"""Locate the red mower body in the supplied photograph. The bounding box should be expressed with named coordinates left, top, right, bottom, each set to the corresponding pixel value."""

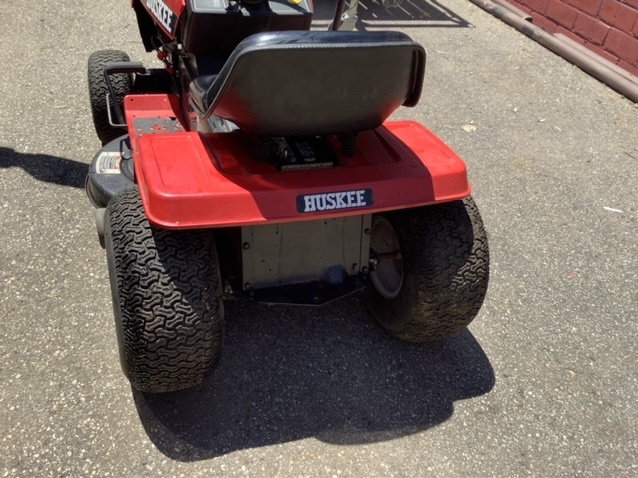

left=125, top=94, right=471, bottom=230
left=85, top=0, right=489, bottom=393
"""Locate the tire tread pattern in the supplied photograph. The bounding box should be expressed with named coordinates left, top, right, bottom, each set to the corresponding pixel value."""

left=364, top=197, right=489, bottom=342
left=105, top=188, right=224, bottom=393
left=88, top=50, right=132, bottom=145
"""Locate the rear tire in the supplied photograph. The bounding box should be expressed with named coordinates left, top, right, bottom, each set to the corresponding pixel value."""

left=88, top=50, right=132, bottom=145
left=363, top=197, right=489, bottom=342
left=105, top=188, right=224, bottom=393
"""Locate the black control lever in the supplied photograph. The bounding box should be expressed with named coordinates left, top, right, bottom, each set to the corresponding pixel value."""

left=103, top=61, right=146, bottom=126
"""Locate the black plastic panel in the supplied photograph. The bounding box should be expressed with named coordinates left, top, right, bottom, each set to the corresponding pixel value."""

left=183, top=0, right=313, bottom=58
left=86, top=136, right=136, bottom=208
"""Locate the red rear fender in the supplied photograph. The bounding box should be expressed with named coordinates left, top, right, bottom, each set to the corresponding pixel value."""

left=125, top=94, right=471, bottom=229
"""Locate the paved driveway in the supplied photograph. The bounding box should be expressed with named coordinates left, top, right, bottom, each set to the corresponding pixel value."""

left=1, top=0, right=637, bottom=475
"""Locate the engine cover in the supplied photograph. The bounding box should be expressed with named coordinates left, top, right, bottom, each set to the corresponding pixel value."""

left=183, top=0, right=313, bottom=57
left=241, top=215, right=372, bottom=294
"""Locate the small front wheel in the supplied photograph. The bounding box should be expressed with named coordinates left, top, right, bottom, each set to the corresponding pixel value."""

left=363, top=197, right=489, bottom=342
left=105, top=188, right=224, bottom=393
left=88, top=50, right=132, bottom=145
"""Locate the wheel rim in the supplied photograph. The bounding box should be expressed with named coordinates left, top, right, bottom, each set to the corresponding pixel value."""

left=370, top=216, right=403, bottom=299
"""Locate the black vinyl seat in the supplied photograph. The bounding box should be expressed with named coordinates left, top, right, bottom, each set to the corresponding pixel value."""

left=189, top=30, right=426, bottom=137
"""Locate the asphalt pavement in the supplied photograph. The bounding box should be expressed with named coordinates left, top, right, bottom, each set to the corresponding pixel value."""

left=1, top=0, right=637, bottom=475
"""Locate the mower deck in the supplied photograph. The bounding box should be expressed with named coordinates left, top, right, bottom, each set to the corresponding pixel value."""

left=126, top=94, right=471, bottom=229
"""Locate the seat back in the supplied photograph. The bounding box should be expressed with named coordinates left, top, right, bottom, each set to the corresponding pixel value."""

left=191, top=31, right=426, bottom=137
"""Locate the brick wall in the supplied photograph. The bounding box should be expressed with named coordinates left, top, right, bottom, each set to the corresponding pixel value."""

left=506, top=0, right=638, bottom=77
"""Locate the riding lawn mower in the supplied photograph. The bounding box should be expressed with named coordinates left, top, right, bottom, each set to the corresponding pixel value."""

left=85, top=0, right=490, bottom=393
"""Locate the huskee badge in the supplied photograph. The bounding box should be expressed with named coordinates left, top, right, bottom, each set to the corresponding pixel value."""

left=297, top=189, right=374, bottom=213
left=145, top=0, right=178, bottom=34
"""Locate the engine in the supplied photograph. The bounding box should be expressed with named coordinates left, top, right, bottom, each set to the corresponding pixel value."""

left=134, top=0, right=313, bottom=60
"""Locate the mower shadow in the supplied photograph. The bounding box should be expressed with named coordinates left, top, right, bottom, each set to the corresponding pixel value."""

left=312, top=0, right=472, bottom=29
left=134, top=294, right=494, bottom=461
left=0, top=147, right=86, bottom=189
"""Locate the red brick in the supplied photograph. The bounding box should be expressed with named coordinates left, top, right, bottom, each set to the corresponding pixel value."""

left=533, top=13, right=560, bottom=32
left=566, top=0, right=603, bottom=15
left=604, top=28, right=638, bottom=63
left=583, top=41, right=622, bottom=63
left=634, top=16, right=638, bottom=35
left=599, top=0, right=638, bottom=30
left=574, top=13, right=611, bottom=44
left=547, top=0, right=579, bottom=28
left=507, top=0, right=534, bottom=14
left=513, top=0, right=550, bottom=14
left=618, top=59, right=638, bottom=76
left=618, top=0, right=638, bottom=10
left=557, top=25, right=587, bottom=44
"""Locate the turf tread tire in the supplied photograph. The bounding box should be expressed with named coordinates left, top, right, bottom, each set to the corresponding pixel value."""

left=105, top=188, right=224, bottom=393
left=88, top=50, right=132, bottom=145
left=364, top=197, right=489, bottom=342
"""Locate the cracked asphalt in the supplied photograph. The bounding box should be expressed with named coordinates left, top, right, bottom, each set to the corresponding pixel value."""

left=1, top=0, right=637, bottom=476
